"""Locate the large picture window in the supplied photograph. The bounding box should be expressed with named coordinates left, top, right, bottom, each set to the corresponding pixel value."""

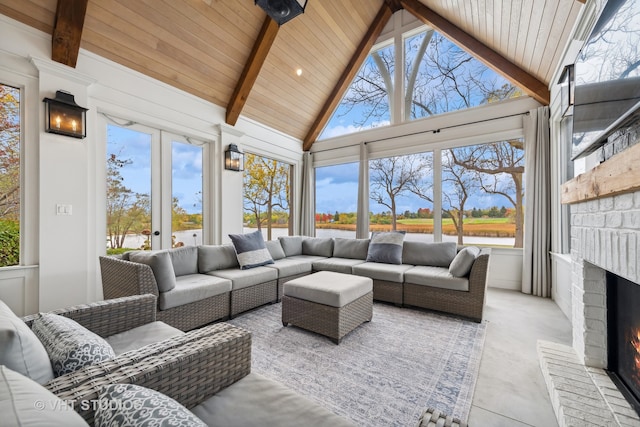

left=0, top=83, right=20, bottom=267
left=314, top=162, right=359, bottom=239
left=243, top=153, right=291, bottom=241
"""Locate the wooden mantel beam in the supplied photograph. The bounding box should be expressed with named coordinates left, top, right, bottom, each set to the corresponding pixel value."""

left=51, top=0, right=88, bottom=67
left=400, top=0, right=550, bottom=106
left=226, top=17, right=279, bottom=126
left=303, top=3, right=394, bottom=151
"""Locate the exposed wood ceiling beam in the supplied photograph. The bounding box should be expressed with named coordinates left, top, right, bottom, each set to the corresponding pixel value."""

left=51, top=0, right=88, bottom=67
left=303, top=4, right=394, bottom=151
left=226, top=17, right=279, bottom=126
left=400, top=0, right=550, bottom=105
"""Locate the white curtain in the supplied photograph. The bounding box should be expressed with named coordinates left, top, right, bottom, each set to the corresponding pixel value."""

left=522, top=106, right=551, bottom=297
left=299, top=151, right=315, bottom=237
left=356, top=142, right=370, bottom=239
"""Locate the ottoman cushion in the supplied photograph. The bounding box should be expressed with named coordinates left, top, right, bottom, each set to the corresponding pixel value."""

left=283, top=271, right=372, bottom=308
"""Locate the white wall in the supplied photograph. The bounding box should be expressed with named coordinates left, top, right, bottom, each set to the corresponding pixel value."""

left=0, top=15, right=302, bottom=314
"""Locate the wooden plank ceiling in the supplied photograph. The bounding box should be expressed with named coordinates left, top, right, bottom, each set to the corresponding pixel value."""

left=0, top=0, right=582, bottom=146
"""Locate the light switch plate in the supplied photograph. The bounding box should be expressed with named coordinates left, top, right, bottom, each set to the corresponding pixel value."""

left=56, top=204, right=72, bottom=215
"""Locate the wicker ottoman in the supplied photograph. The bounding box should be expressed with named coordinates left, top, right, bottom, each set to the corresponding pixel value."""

left=282, top=271, right=373, bottom=344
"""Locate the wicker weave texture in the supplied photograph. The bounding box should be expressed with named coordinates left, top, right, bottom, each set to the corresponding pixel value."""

left=282, top=292, right=373, bottom=344
left=99, top=256, right=159, bottom=299
left=277, top=272, right=311, bottom=301
left=157, top=292, right=230, bottom=331
left=373, top=279, right=403, bottom=305
left=22, top=294, right=157, bottom=338
left=231, top=280, right=278, bottom=317
left=53, top=324, right=252, bottom=424
left=417, top=407, right=468, bottom=427
left=403, top=254, right=489, bottom=322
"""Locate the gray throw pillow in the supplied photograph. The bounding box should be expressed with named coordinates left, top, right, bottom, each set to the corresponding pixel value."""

left=0, top=300, right=54, bottom=385
left=31, top=313, right=116, bottom=377
left=449, top=246, right=481, bottom=277
left=278, top=236, right=305, bottom=257
left=0, top=365, right=88, bottom=426
left=265, top=240, right=286, bottom=260
left=366, top=232, right=406, bottom=265
left=333, top=238, right=370, bottom=260
left=95, top=384, right=207, bottom=427
left=169, top=246, right=198, bottom=277
left=402, top=241, right=457, bottom=267
left=130, top=251, right=177, bottom=292
left=229, top=230, right=274, bottom=270
left=302, top=238, right=334, bottom=257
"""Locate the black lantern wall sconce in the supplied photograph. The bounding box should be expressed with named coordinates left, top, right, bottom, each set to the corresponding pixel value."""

left=255, top=0, right=307, bottom=26
left=43, top=90, right=88, bottom=139
left=225, top=144, right=244, bottom=172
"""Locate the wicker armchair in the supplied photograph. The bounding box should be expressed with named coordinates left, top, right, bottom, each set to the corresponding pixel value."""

left=19, top=294, right=251, bottom=424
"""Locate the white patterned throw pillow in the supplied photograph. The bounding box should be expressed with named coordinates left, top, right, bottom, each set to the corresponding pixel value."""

left=31, top=313, right=116, bottom=377
left=95, top=384, right=207, bottom=427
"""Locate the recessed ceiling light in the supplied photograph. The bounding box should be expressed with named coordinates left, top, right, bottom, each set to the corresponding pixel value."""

left=296, top=68, right=303, bottom=77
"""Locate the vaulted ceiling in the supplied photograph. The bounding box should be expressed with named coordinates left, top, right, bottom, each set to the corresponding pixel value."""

left=0, top=0, right=583, bottom=148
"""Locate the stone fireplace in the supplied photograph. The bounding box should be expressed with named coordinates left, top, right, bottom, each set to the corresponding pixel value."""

left=541, top=126, right=640, bottom=425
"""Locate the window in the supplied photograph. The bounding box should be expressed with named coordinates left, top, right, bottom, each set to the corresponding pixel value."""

left=320, top=25, right=522, bottom=140
left=243, top=153, right=291, bottom=241
left=0, top=83, right=20, bottom=267
left=314, top=162, right=359, bottom=239
left=444, top=140, right=525, bottom=248
left=369, top=153, right=434, bottom=241
left=105, top=121, right=205, bottom=254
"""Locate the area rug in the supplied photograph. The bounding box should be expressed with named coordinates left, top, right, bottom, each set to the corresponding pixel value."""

left=229, top=302, right=486, bottom=426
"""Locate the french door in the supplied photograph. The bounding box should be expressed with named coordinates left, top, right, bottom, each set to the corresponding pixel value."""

left=105, top=120, right=205, bottom=251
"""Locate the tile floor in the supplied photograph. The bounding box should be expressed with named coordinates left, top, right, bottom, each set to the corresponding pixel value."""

left=468, top=288, right=572, bottom=426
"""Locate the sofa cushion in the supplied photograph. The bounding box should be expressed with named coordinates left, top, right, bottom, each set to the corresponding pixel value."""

left=105, top=321, right=184, bottom=355
left=0, top=300, right=54, bottom=385
left=198, top=244, right=239, bottom=272
left=449, top=246, right=480, bottom=277
left=302, top=237, right=334, bottom=257
left=229, top=230, right=274, bottom=270
left=278, top=236, right=305, bottom=257
left=333, top=238, right=370, bottom=260
left=0, top=365, right=88, bottom=426
left=191, top=372, right=356, bottom=427
left=265, top=240, right=286, bottom=260
left=32, top=313, right=116, bottom=377
left=366, top=231, right=406, bottom=264
left=95, top=384, right=207, bottom=427
left=404, top=266, right=470, bottom=291
left=265, top=258, right=313, bottom=278
left=169, top=245, right=199, bottom=276
left=159, top=274, right=232, bottom=310
left=352, top=262, right=413, bottom=283
left=402, top=241, right=457, bottom=267
left=130, top=251, right=176, bottom=292
left=208, top=266, right=278, bottom=290
left=312, top=257, right=366, bottom=274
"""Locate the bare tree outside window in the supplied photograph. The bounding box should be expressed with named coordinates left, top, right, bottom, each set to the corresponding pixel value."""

left=243, top=153, right=291, bottom=241
left=0, top=83, right=20, bottom=266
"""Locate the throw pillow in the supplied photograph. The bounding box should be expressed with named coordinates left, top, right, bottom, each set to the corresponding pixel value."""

left=366, top=231, right=406, bottom=265
left=129, top=251, right=177, bottom=292
left=94, top=384, right=207, bottom=427
left=229, top=230, right=274, bottom=270
left=0, top=300, right=54, bottom=385
left=449, top=246, right=481, bottom=277
left=0, top=365, right=87, bottom=426
left=31, top=313, right=116, bottom=377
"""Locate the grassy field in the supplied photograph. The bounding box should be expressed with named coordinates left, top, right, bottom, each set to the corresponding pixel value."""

left=316, top=217, right=515, bottom=237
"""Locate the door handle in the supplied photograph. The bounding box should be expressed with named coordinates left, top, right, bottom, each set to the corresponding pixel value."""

left=153, top=231, right=160, bottom=236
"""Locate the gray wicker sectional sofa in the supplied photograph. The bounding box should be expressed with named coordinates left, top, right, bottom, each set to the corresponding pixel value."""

left=100, top=235, right=490, bottom=330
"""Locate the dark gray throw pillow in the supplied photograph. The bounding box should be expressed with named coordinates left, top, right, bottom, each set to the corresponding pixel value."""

left=229, top=230, right=274, bottom=270
left=366, top=231, right=406, bottom=264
